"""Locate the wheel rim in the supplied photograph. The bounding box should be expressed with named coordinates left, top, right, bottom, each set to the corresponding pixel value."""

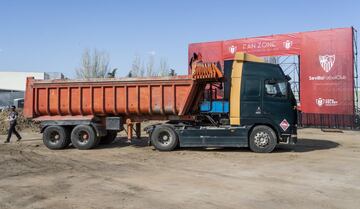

left=77, top=130, right=90, bottom=145
left=254, top=131, right=270, bottom=148
left=49, top=131, right=60, bottom=144
left=157, top=131, right=172, bottom=146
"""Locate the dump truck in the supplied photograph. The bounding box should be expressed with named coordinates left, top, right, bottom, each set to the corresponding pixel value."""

left=24, top=52, right=297, bottom=153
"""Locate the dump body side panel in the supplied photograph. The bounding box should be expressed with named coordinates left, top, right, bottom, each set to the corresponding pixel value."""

left=24, top=76, right=199, bottom=120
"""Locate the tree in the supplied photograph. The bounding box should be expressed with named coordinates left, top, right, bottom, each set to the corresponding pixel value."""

left=76, top=49, right=110, bottom=79
left=159, top=57, right=170, bottom=76
left=130, top=54, right=142, bottom=77
left=128, top=54, right=172, bottom=77
left=130, top=54, right=154, bottom=77
left=146, top=53, right=155, bottom=76
left=140, top=61, right=145, bottom=77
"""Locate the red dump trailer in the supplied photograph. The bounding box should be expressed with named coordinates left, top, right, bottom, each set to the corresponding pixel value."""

left=24, top=76, right=198, bottom=120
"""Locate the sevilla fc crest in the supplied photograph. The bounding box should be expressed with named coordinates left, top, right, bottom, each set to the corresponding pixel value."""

left=315, top=98, right=325, bottom=107
left=283, top=40, right=292, bottom=50
left=319, top=55, right=335, bottom=73
left=229, top=45, right=237, bottom=54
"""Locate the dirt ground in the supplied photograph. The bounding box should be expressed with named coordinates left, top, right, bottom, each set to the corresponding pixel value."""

left=0, top=128, right=359, bottom=209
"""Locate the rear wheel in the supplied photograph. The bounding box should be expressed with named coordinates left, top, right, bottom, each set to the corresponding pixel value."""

left=249, top=125, right=277, bottom=153
left=71, top=125, right=99, bottom=150
left=43, top=126, right=70, bottom=150
left=151, top=125, right=178, bottom=151
left=99, top=130, right=118, bottom=145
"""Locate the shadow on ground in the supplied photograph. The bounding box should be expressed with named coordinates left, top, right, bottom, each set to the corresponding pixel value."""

left=94, top=137, right=340, bottom=153
left=275, top=138, right=339, bottom=153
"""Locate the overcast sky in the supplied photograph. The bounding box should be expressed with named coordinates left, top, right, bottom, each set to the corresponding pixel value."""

left=0, top=0, right=359, bottom=78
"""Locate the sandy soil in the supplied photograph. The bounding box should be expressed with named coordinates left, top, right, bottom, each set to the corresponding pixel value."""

left=0, top=128, right=359, bottom=209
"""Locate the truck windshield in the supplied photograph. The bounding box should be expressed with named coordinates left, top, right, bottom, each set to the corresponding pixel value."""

left=265, top=81, right=287, bottom=97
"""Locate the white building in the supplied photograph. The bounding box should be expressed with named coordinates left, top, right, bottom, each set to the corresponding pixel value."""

left=0, top=71, right=64, bottom=108
left=0, top=72, right=46, bottom=91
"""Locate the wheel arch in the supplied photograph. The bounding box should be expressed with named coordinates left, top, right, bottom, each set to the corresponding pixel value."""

left=144, top=123, right=176, bottom=137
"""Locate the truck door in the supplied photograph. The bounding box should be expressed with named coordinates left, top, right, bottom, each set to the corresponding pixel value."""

left=262, top=80, right=293, bottom=131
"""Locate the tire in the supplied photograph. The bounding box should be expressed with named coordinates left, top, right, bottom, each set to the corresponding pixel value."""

left=99, top=130, right=118, bottom=145
left=151, top=125, right=178, bottom=151
left=71, top=125, right=99, bottom=150
left=249, top=125, right=277, bottom=153
left=43, top=126, right=71, bottom=150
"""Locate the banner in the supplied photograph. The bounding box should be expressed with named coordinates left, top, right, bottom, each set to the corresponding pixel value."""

left=188, top=28, right=355, bottom=116
left=299, top=28, right=354, bottom=115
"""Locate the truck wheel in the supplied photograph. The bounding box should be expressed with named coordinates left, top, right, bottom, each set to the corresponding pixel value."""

left=99, top=130, right=118, bottom=145
left=151, top=125, right=178, bottom=151
left=249, top=125, right=277, bottom=153
left=71, top=125, right=99, bottom=150
left=43, top=126, right=70, bottom=150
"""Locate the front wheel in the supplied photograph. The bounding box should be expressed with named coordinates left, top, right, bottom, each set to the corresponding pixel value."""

left=249, top=125, right=277, bottom=153
left=150, top=125, right=178, bottom=151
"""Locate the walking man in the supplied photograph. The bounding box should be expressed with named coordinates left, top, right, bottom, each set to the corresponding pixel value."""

left=4, top=106, right=22, bottom=143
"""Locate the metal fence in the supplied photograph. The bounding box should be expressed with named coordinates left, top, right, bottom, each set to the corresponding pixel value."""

left=298, top=112, right=360, bottom=129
